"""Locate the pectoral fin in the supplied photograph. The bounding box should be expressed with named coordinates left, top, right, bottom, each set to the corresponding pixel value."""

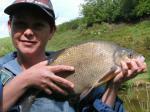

left=80, top=66, right=118, bottom=101
left=93, top=66, right=118, bottom=88
left=80, top=87, right=94, bottom=100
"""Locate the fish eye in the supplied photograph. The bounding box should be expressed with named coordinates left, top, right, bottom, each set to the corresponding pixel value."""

left=128, top=52, right=133, bottom=58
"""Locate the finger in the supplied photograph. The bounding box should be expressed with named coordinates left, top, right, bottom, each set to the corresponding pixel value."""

left=44, top=88, right=52, bottom=95
left=47, top=81, right=68, bottom=95
left=49, top=74, right=74, bottom=89
left=114, top=67, right=122, bottom=74
left=121, top=61, right=128, bottom=75
left=126, top=69, right=136, bottom=80
left=128, top=59, right=138, bottom=75
left=110, top=67, right=124, bottom=84
left=112, top=71, right=124, bottom=83
left=38, top=60, right=49, bottom=66
left=135, top=60, right=147, bottom=72
left=122, top=60, right=138, bottom=80
left=142, top=62, right=147, bottom=72
left=47, top=65, right=75, bottom=73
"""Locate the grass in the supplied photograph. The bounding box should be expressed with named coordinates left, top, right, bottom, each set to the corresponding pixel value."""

left=0, top=37, right=14, bottom=56
left=119, top=84, right=150, bottom=112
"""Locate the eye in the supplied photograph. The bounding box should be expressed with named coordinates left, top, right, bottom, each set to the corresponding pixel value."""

left=14, top=21, right=27, bottom=29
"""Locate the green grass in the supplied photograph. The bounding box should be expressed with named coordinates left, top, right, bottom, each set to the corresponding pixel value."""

left=0, top=37, right=14, bottom=56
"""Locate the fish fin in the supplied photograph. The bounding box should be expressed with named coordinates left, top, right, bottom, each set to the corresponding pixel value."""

left=80, top=66, right=118, bottom=101
left=47, top=49, right=65, bottom=64
left=93, top=66, right=118, bottom=88
left=80, top=87, right=94, bottom=101
left=80, top=81, right=106, bottom=101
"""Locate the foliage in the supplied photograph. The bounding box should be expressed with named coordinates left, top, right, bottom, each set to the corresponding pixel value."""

left=134, top=0, right=150, bottom=17
left=119, top=0, right=137, bottom=20
left=81, top=0, right=150, bottom=25
left=56, top=18, right=85, bottom=33
left=0, top=37, right=15, bottom=56
left=81, top=0, right=118, bottom=24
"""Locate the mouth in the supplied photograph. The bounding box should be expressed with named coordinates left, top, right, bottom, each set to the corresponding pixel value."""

left=21, top=40, right=37, bottom=43
left=20, top=40, right=37, bottom=46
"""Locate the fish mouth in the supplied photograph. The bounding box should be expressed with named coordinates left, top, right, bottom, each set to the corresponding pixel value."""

left=137, top=55, right=145, bottom=62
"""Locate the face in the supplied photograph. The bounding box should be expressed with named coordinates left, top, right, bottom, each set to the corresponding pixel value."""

left=8, top=9, right=55, bottom=57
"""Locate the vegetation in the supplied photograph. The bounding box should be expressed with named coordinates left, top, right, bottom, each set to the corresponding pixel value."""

left=0, top=38, right=14, bottom=56
left=81, top=0, right=150, bottom=25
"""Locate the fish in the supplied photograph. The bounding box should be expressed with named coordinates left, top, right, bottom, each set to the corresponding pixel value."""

left=21, top=40, right=144, bottom=112
left=48, top=41, right=144, bottom=97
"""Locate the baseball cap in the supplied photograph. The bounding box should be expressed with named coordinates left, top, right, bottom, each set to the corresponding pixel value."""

left=4, top=0, right=55, bottom=25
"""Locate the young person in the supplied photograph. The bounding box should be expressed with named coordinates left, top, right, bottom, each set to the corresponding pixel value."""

left=0, top=0, right=147, bottom=112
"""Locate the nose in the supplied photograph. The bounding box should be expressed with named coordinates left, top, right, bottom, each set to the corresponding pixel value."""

left=24, top=28, right=34, bottom=39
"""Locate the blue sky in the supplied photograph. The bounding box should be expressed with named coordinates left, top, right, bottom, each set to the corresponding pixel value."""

left=0, top=0, right=84, bottom=38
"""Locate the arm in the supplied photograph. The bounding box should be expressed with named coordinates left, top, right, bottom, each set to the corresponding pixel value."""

left=3, top=74, right=29, bottom=112
left=0, top=82, right=2, bottom=111
left=3, top=61, right=75, bottom=112
left=101, top=83, right=118, bottom=108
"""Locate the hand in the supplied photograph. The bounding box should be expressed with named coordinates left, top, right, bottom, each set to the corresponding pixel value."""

left=20, top=60, right=75, bottom=95
left=101, top=58, right=147, bottom=107
left=111, top=57, right=147, bottom=87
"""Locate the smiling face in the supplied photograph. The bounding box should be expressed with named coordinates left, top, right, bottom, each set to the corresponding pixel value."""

left=8, top=9, right=55, bottom=57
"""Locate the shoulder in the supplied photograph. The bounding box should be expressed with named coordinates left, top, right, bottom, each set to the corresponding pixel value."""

left=0, top=52, right=17, bottom=67
left=0, top=52, right=17, bottom=86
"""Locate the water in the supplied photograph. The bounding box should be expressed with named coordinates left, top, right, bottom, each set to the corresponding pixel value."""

left=119, top=84, right=150, bottom=112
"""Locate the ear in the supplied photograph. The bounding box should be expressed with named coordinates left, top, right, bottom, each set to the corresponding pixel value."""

left=48, top=27, right=56, bottom=40
left=8, top=20, right=12, bottom=33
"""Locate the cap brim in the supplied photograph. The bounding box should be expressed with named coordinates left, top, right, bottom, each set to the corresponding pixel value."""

left=4, top=2, right=54, bottom=20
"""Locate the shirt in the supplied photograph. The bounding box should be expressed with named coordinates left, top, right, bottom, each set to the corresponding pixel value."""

left=0, top=82, right=2, bottom=112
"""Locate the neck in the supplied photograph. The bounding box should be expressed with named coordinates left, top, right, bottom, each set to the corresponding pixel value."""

left=17, top=52, right=47, bottom=70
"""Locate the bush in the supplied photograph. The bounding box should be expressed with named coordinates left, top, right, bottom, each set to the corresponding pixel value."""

left=134, top=0, right=150, bottom=17
left=119, top=0, right=137, bottom=21
left=81, top=0, right=150, bottom=25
